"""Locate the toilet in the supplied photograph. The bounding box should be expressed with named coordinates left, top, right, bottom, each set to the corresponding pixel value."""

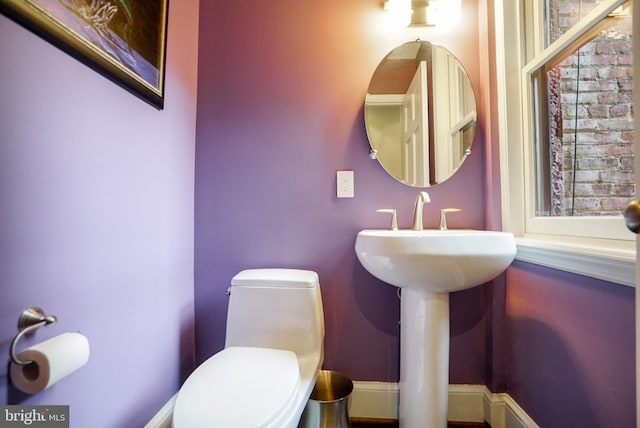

left=172, top=268, right=325, bottom=428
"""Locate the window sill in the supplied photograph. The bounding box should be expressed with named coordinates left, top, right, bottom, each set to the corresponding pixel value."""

left=515, top=234, right=636, bottom=287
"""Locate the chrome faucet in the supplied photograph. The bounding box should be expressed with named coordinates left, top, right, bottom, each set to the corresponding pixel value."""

left=412, top=191, right=431, bottom=230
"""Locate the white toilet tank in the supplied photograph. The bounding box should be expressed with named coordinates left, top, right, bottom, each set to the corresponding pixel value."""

left=225, top=268, right=325, bottom=356
left=172, top=269, right=325, bottom=428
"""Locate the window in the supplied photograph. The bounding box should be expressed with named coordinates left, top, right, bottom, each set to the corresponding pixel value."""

left=495, top=0, right=635, bottom=285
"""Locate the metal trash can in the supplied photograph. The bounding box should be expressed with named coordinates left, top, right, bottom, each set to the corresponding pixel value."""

left=299, top=370, right=353, bottom=428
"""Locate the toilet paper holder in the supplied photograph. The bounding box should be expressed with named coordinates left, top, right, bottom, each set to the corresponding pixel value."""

left=10, top=307, right=57, bottom=366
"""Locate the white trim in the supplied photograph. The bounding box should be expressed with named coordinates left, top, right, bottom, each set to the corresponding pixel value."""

left=519, top=0, right=633, bottom=244
left=526, top=217, right=633, bottom=242
left=348, top=381, right=399, bottom=420
left=496, top=0, right=637, bottom=285
left=365, top=93, right=404, bottom=105
left=495, top=0, right=526, bottom=237
left=522, top=0, right=629, bottom=74
left=448, top=384, right=487, bottom=422
left=348, top=383, right=540, bottom=428
left=486, top=391, right=541, bottom=428
left=516, top=236, right=636, bottom=287
left=448, top=384, right=540, bottom=428
left=144, top=393, right=176, bottom=428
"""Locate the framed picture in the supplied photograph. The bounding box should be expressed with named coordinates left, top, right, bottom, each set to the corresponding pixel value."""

left=0, top=0, right=169, bottom=109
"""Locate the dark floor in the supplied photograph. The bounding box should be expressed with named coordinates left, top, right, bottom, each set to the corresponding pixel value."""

left=351, top=419, right=489, bottom=428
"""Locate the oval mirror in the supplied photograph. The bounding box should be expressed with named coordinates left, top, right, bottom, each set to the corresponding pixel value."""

left=365, top=41, right=477, bottom=187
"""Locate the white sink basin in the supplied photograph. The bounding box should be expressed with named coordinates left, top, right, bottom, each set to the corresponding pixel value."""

left=355, top=229, right=516, bottom=293
left=355, top=228, right=516, bottom=428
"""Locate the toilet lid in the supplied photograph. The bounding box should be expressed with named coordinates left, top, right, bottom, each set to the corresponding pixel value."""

left=173, top=347, right=300, bottom=428
left=231, top=268, right=319, bottom=288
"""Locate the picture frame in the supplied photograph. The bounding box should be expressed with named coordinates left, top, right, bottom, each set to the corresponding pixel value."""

left=0, top=0, right=169, bottom=109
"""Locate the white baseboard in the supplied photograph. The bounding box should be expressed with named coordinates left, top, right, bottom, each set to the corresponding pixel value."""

left=448, top=384, right=487, bottom=423
left=348, top=381, right=400, bottom=420
left=486, top=390, right=541, bottom=428
left=146, top=383, right=539, bottom=428
left=349, top=382, right=539, bottom=428
left=144, top=393, right=176, bottom=428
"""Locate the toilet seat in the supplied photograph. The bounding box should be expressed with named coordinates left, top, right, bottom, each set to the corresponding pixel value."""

left=172, top=346, right=300, bottom=428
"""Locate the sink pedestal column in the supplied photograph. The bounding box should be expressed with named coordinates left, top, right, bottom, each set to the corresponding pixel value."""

left=400, top=288, right=449, bottom=428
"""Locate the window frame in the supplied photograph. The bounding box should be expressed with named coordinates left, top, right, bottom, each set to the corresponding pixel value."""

left=495, top=0, right=636, bottom=286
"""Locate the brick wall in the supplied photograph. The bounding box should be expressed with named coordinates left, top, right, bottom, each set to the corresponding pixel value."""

left=548, top=0, right=634, bottom=216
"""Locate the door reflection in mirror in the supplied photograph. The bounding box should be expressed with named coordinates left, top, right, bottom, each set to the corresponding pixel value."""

left=365, top=40, right=476, bottom=187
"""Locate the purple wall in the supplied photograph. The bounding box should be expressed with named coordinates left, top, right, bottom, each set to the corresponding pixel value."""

left=506, top=262, right=635, bottom=427
left=194, top=0, right=486, bottom=382
left=0, top=1, right=199, bottom=426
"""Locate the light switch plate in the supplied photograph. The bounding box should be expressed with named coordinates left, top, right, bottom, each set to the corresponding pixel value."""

left=337, top=170, right=354, bottom=198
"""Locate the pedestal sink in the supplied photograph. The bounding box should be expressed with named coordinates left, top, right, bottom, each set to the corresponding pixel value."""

left=355, top=229, right=517, bottom=428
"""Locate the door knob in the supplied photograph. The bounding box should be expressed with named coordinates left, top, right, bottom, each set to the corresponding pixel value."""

left=623, top=200, right=640, bottom=234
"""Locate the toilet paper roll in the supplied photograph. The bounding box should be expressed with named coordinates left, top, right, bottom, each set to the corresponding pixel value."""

left=10, top=332, right=90, bottom=394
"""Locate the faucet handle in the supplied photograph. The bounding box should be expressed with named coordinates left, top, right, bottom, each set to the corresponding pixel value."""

left=439, top=208, right=461, bottom=231
left=376, top=209, right=398, bottom=231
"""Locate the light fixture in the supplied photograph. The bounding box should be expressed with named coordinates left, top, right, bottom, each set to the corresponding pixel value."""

left=409, top=0, right=435, bottom=26
left=384, top=0, right=460, bottom=27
